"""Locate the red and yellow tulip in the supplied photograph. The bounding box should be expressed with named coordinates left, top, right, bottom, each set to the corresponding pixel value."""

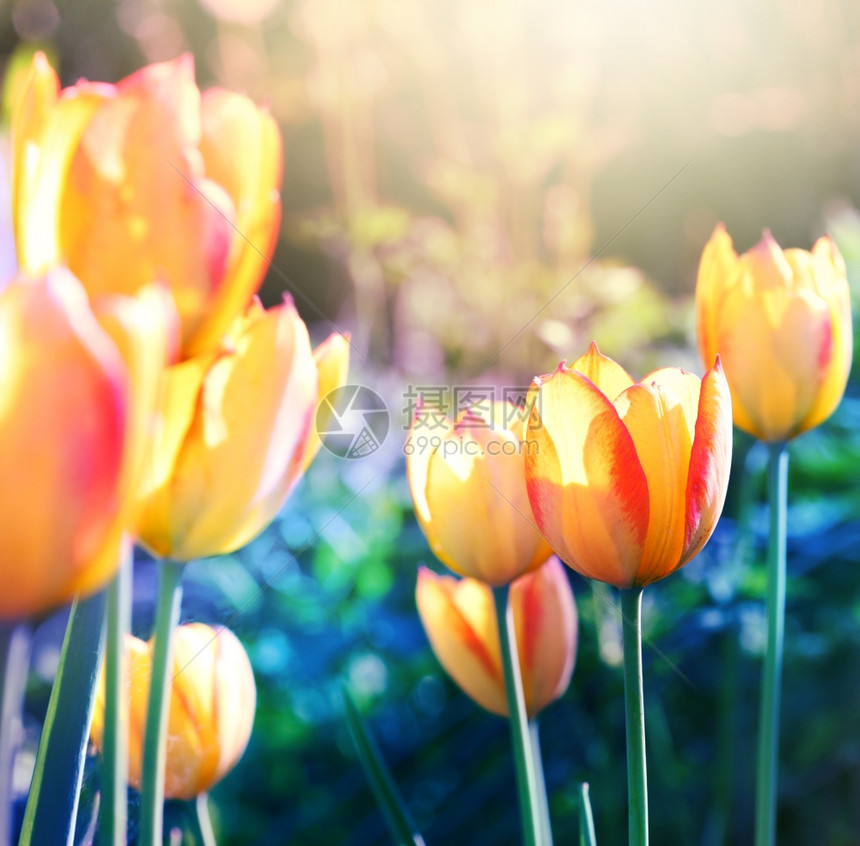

left=696, top=225, right=852, bottom=442
left=525, top=344, right=732, bottom=589
left=12, top=52, right=282, bottom=358
left=407, top=402, right=552, bottom=586
left=0, top=269, right=171, bottom=618
left=137, top=295, right=348, bottom=561
left=91, top=623, right=256, bottom=799
left=416, top=556, right=576, bottom=717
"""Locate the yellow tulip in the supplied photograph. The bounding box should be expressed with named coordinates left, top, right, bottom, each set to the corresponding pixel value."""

left=300, top=331, right=352, bottom=472
left=407, top=402, right=552, bottom=586
left=416, top=556, right=577, bottom=717
left=137, top=296, right=343, bottom=561
left=12, top=52, right=282, bottom=358
left=0, top=269, right=171, bottom=618
left=524, top=343, right=732, bottom=589
left=91, top=623, right=256, bottom=799
left=696, top=225, right=852, bottom=441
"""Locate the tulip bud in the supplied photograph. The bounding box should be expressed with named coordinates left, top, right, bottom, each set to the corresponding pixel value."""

left=525, top=343, right=732, bottom=588
left=407, top=402, right=552, bottom=586
left=12, top=53, right=282, bottom=358
left=91, top=624, right=256, bottom=799
left=696, top=225, right=852, bottom=441
left=416, top=557, right=577, bottom=717
left=137, top=295, right=327, bottom=561
left=0, top=269, right=171, bottom=619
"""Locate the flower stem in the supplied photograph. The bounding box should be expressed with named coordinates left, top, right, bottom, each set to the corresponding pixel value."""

left=100, top=540, right=132, bottom=846
left=578, top=782, right=597, bottom=846
left=0, top=622, right=31, bottom=846
left=184, top=794, right=217, bottom=846
left=621, top=586, right=648, bottom=846
left=492, top=584, right=544, bottom=846
left=754, top=442, right=788, bottom=846
left=528, top=718, right=553, bottom=846
left=139, top=560, right=184, bottom=846
left=19, top=592, right=106, bottom=846
left=341, top=686, right=425, bottom=845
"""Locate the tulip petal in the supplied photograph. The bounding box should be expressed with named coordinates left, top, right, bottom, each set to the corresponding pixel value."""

left=695, top=224, right=738, bottom=368
left=191, top=89, right=283, bottom=355
left=681, top=360, right=733, bottom=567
left=210, top=626, right=256, bottom=784
left=406, top=408, right=455, bottom=528
left=12, top=55, right=108, bottom=275
left=719, top=279, right=833, bottom=440
left=0, top=271, right=128, bottom=618
left=614, top=379, right=695, bottom=585
left=423, top=422, right=549, bottom=584
left=58, top=56, right=237, bottom=354
left=91, top=634, right=151, bottom=787
left=64, top=284, right=177, bottom=599
left=796, top=239, right=853, bottom=434
left=569, top=341, right=635, bottom=400
left=168, top=624, right=221, bottom=798
left=300, top=332, right=351, bottom=473
left=525, top=367, right=649, bottom=589
left=136, top=351, right=214, bottom=557
left=512, top=557, right=576, bottom=716
left=742, top=230, right=793, bottom=291
left=415, top=568, right=506, bottom=716
left=161, top=297, right=318, bottom=559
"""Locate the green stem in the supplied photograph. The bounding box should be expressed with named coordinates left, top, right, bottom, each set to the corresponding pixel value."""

left=185, top=793, right=217, bottom=846
left=578, top=782, right=597, bottom=846
left=754, top=442, right=788, bottom=846
left=0, top=622, right=31, bottom=846
left=341, top=686, right=425, bottom=846
left=139, top=560, right=184, bottom=846
left=621, top=586, right=648, bottom=846
left=528, top=719, right=553, bottom=846
left=19, top=592, right=106, bottom=846
left=492, top=584, right=544, bottom=846
left=100, top=541, right=132, bottom=846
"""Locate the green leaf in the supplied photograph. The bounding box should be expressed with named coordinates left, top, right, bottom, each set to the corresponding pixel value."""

left=19, top=592, right=106, bottom=846
left=341, top=686, right=425, bottom=846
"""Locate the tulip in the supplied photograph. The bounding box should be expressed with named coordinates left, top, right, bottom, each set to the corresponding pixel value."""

left=12, top=52, right=282, bottom=357
left=407, top=402, right=552, bottom=586
left=696, top=225, right=852, bottom=442
left=300, top=331, right=352, bottom=472
left=416, top=557, right=576, bottom=717
left=0, top=269, right=170, bottom=619
left=137, top=295, right=344, bottom=561
left=524, top=343, right=732, bottom=589
left=91, top=624, right=256, bottom=799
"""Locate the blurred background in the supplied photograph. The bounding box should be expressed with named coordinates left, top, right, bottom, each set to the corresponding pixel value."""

left=4, top=0, right=860, bottom=843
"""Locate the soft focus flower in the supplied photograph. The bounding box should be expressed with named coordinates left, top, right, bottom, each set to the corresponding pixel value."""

left=416, top=557, right=576, bottom=717
left=137, top=296, right=344, bottom=561
left=407, top=402, right=552, bottom=586
left=300, top=331, right=351, bottom=472
left=696, top=225, right=852, bottom=441
left=91, top=623, right=256, bottom=799
left=12, top=52, right=282, bottom=357
left=525, top=343, right=732, bottom=589
left=0, top=269, right=171, bottom=618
